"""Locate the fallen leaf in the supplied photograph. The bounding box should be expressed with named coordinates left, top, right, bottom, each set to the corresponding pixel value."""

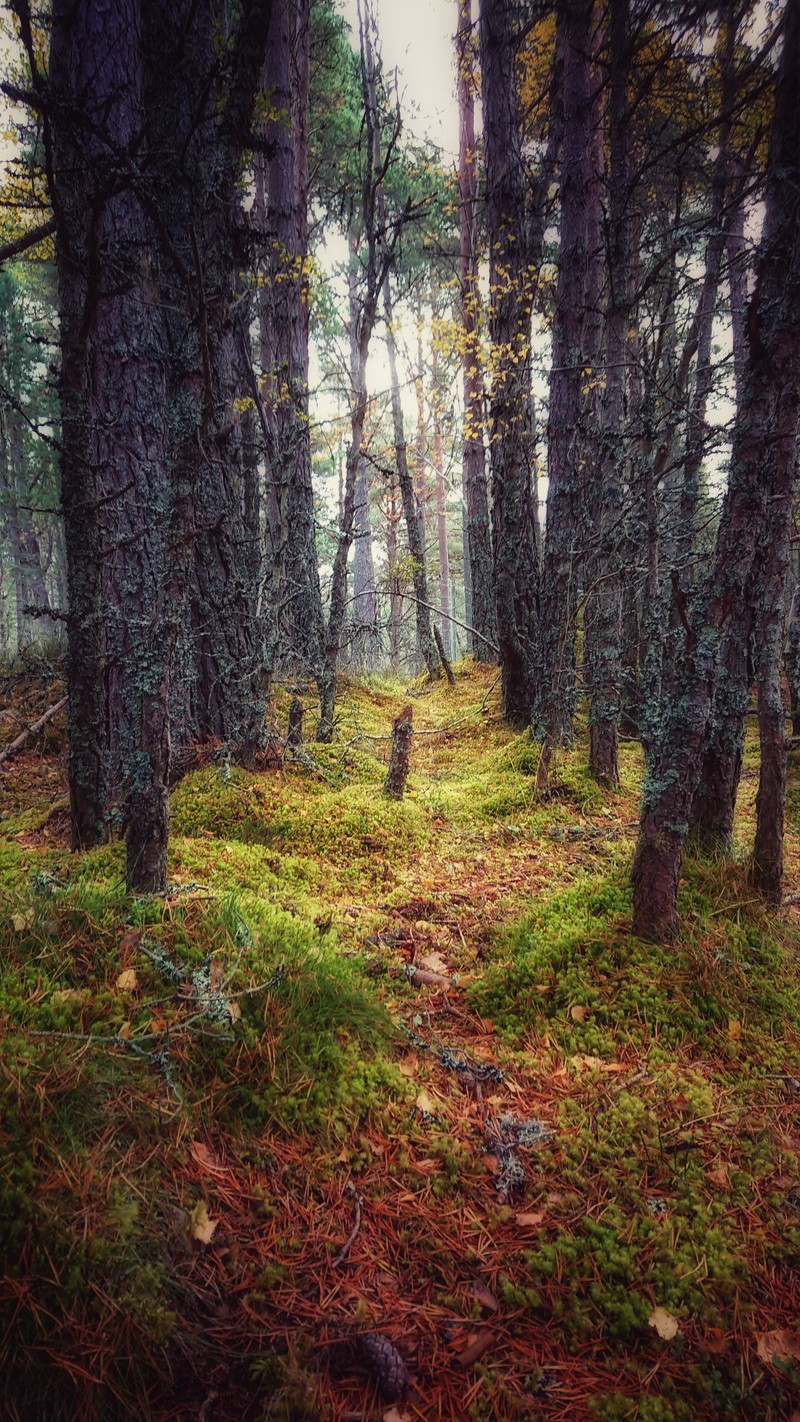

left=455, top=1329, right=495, bottom=1369
left=115, top=968, right=139, bottom=992
left=118, top=928, right=143, bottom=968
left=117, top=1021, right=132, bottom=1041
left=727, top=1017, right=742, bottom=1040
left=416, top=1088, right=436, bottom=1114
left=648, top=1306, right=680, bottom=1341
left=418, top=950, right=449, bottom=975
left=226, top=999, right=242, bottom=1022
left=383, top=1410, right=412, bottom=1422
left=515, top=1210, right=545, bottom=1227
left=190, top=1201, right=219, bottom=1245
left=570, top=1054, right=605, bottom=1071
left=12, top=910, right=35, bottom=932
left=707, top=1167, right=729, bottom=1189
left=149, top=1012, right=167, bottom=1033
left=472, top=1282, right=499, bottom=1312
left=52, top=987, right=83, bottom=1004
left=190, top=1140, right=223, bottom=1173
left=570, top=1004, right=587, bottom=1022
left=703, top=1327, right=728, bottom=1356
left=756, top=1328, right=800, bottom=1364
left=398, top=1054, right=419, bottom=1078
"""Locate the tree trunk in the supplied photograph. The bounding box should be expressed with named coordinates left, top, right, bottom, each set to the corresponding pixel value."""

left=480, top=0, right=539, bottom=724
left=786, top=581, right=800, bottom=736
left=457, top=0, right=495, bottom=661
left=752, top=445, right=796, bottom=900
left=51, top=0, right=175, bottom=887
left=383, top=276, right=439, bottom=679
left=587, top=0, right=630, bottom=786
left=535, top=0, right=593, bottom=771
left=632, top=0, right=800, bottom=939
left=259, top=0, right=324, bottom=685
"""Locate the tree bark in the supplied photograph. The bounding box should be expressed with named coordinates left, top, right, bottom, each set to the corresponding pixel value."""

left=631, top=0, right=800, bottom=939
left=535, top=0, right=593, bottom=772
left=480, top=0, right=539, bottom=724
left=456, top=0, right=495, bottom=661
left=259, top=0, right=324, bottom=685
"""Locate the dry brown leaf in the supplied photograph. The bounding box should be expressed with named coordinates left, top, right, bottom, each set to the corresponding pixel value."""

left=117, top=1021, right=132, bottom=1041
left=570, top=1004, right=587, bottom=1022
left=648, top=1306, right=680, bottom=1340
left=226, top=999, right=242, bottom=1022
left=190, top=1140, right=223, bottom=1174
left=190, top=1201, right=219, bottom=1245
left=415, top=1087, right=436, bottom=1114
left=455, top=1329, right=495, bottom=1369
left=12, top=910, right=34, bottom=932
left=149, top=1012, right=167, bottom=1033
left=756, top=1328, right=800, bottom=1364
left=570, top=1053, right=604, bottom=1071
left=727, top=1017, right=742, bottom=1040
left=118, top=928, right=143, bottom=968
left=703, top=1327, right=728, bottom=1356
left=115, top=968, right=139, bottom=992
left=383, top=1410, right=412, bottom=1422
left=515, top=1210, right=545, bottom=1227
left=398, top=1054, right=419, bottom=1078
left=472, top=1282, right=499, bottom=1312
left=418, top=950, right=449, bottom=974
left=707, top=1167, right=729, bottom=1189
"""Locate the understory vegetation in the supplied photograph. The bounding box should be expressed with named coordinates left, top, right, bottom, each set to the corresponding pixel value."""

left=1, top=660, right=799, bottom=1421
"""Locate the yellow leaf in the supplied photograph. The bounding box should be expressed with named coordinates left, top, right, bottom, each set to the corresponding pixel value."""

left=570, top=1004, right=587, bottom=1022
left=117, top=1021, right=132, bottom=1040
left=648, top=1306, right=680, bottom=1340
left=190, top=1201, right=219, bottom=1245
left=727, top=1018, right=742, bottom=1039
left=570, top=1054, right=604, bottom=1071
left=12, top=910, right=34, bottom=932
left=115, top=968, right=139, bottom=992
left=416, top=1088, right=436, bottom=1114
left=226, top=999, right=242, bottom=1022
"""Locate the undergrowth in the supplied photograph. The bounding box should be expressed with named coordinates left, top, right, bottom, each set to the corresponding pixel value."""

left=0, top=661, right=798, bottom=1421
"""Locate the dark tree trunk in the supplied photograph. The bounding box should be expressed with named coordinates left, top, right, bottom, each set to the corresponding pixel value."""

left=259, top=0, right=324, bottom=685
left=51, top=0, right=175, bottom=886
left=752, top=444, right=796, bottom=900
left=587, top=0, right=631, bottom=786
left=786, top=581, right=800, bottom=736
left=457, top=0, right=495, bottom=661
left=632, top=0, right=800, bottom=939
left=480, top=0, right=539, bottom=724
left=535, top=0, right=593, bottom=773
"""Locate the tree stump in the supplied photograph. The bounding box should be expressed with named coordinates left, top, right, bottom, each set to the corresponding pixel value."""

left=384, top=704, right=413, bottom=800
left=287, top=696, right=304, bottom=749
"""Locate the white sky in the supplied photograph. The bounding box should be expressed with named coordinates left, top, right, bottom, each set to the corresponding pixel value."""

left=337, top=0, right=462, bottom=158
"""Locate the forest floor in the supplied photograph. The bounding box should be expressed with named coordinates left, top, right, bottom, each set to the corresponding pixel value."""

left=1, top=659, right=799, bottom=1422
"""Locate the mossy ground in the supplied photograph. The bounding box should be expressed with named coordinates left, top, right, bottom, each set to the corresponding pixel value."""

left=0, top=662, right=798, bottom=1421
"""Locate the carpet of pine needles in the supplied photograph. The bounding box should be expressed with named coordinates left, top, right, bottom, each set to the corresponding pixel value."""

left=1, top=657, right=799, bottom=1422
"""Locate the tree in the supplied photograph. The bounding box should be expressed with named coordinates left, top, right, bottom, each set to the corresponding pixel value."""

left=480, top=0, right=540, bottom=724
left=631, top=0, right=800, bottom=939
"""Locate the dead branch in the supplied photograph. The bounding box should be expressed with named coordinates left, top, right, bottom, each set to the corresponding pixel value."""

left=0, top=695, right=67, bottom=767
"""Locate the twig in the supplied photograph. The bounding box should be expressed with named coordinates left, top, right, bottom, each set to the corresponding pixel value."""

left=332, top=1181, right=363, bottom=1268
left=0, top=696, right=67, bottom=766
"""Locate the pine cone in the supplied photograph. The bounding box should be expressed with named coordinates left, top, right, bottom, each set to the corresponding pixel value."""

left=358, top=1332, right=409, bottom=1401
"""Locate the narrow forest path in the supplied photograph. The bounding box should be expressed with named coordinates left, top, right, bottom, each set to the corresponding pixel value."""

left=1, top=662, right=799, bottom=1422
